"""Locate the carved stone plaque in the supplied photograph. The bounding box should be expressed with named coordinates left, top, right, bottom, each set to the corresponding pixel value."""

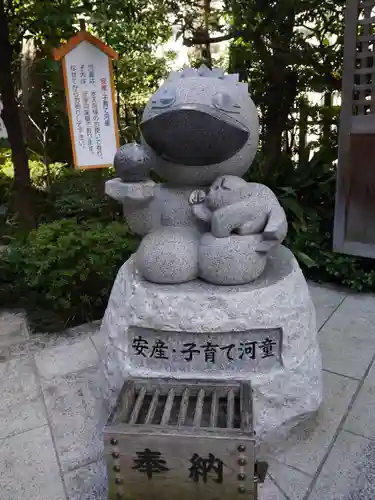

left=128, top=326, right=283, bottom=375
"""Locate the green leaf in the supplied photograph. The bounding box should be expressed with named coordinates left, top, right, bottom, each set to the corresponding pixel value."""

left=280, top=197, right=305, bottom=222
left=295, top=251, right=317, bottom=268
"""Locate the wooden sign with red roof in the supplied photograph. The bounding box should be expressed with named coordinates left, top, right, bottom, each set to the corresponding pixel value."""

left=54, top=30, right=120, bottom=169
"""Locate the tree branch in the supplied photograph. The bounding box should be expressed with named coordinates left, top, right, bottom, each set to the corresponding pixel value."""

left=183, top=32, right=235, bottom=47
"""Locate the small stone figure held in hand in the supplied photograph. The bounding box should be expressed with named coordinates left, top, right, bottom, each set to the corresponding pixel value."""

left=114, top=142, right=152, bottom=182
left=105, top=65, right=287, bottom=285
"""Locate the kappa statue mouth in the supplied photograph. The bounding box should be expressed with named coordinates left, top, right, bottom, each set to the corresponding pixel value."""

left=140, top=104, right=249, bottom=166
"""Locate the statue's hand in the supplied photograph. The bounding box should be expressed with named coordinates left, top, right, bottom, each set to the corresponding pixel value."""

left=192, top=203, right=212, bottom=224
left=255, top=227, right=282, bottom=253
left=255, top=233, right=279, bottom=253
left=211, top=200, right=267, bottom=238
left=189, top=189, right=212, bottom=224
left=235, top=212, right=268, bottom=235
left=255, top=186, right=288, bottom=253
left=105, top=178, right=155, bottom=205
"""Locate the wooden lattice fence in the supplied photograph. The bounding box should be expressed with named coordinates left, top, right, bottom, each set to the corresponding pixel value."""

left=334, top=0, right=375, bottom=257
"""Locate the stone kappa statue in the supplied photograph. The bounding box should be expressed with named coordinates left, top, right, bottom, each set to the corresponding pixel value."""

left=106, top=65, right=288, bottom=285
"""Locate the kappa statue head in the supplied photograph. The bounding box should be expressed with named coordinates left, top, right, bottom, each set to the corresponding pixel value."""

left=140, top=65, right=259, bottom=186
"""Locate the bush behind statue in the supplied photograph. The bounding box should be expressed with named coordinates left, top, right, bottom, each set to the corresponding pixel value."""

left=0, top=218, right=139, bottom=332
left=248, top=146, right=375, bottom=291
left=0, top=153, right=121, bottom=230
left=45, top=168, right=121, bottom=222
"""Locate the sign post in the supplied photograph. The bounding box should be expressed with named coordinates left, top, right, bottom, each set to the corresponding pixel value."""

left=53, top=31, right=119, bottom=169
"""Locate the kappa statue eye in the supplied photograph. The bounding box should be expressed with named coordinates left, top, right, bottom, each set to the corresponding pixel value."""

left=151, top=87, right=176, bottom=109
left=212, top=92, right=241, bottom=113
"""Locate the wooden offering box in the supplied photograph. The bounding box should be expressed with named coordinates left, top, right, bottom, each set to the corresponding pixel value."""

left=104, top=378, right=265, bottom=500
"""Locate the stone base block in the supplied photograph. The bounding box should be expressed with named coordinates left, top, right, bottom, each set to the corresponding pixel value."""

left=100, top=246, right=322, bottom=443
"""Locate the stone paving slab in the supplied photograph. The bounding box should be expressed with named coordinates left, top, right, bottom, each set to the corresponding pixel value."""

left=63, top=459, right=107, bottom=500
left=308, top=430, right=375, bottom=500
left=31, top=321, right=101, bottom=354
left=35, top=337, right=99, bottom=380
left=0, top=358, right=41, bottom=412
left=262, top=370, right=359, bottom=476
left=0, top=425, right=66, bottom=500
left=259, top=475, right=288, bottom=499
left=0, top=357, right=41, bottom=410
left=0, top=310, right=29, bottom=348
left=42, top=364, right=111, bottom=473
left=0, top=320, right=101, bottom=364
left=344, top=361, right=375, bottom=440
left=267, top=459, right=313, bottom=500
left=308, top=283, right=347, bottom=331
left=318, top=294, right=375, bottom=380
left=0, top=397, right=46, bottom=441
left=0, top=357, right=48, bottom=442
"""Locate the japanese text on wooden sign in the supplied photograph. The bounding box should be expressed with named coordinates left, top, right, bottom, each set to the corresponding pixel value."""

left=54, top=32, right=119, bottom=169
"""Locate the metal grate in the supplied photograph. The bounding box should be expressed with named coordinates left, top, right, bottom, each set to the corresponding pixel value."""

left=109, top=379, right=251, bottom=431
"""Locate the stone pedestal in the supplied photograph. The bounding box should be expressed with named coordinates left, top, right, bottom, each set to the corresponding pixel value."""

left=100, top=246, right=322, bottom=443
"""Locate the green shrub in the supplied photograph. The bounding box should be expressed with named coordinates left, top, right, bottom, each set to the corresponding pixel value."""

left=0, top=150, right=66, bottom=189
left=29, top=159, right=67, bottom=190
left=45, top=168, right=121, bottom=222
left=1, top=218, right=139, bottom=332
left=0, top=152, right=121, bottom=229
left=0, top=152, right=62, bottom=238
left=247, top=145, right=375, bottom=291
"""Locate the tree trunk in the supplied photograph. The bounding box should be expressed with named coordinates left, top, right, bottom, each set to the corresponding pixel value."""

left=322, top=91, right=332, bottom=146
left=228, top=1, right=298, bottom=177
left=202, top=0, right=212, bottom=68
left=299, top=99, right=309, bottom=164
left=114, top=61, right=123, bottom=143
left=0, top=0, right=35, bottom=229
left=262, top=71, right=298, bottom=175
left=21, top=36, right=44, bottom=154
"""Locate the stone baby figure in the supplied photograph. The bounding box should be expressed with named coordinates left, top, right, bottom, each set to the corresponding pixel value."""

left=189, top=175, right=286, bottom=283
left=105, top=65, right=287, bottom=285
left=190, top=175, right=271, bottom=237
